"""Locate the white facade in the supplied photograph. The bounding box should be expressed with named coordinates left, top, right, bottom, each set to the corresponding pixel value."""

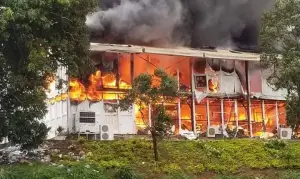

left=42, top=57, right=287, bottom=139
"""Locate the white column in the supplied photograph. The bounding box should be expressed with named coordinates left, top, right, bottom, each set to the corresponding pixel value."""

left=206, top=99, right=210, bottom=127
left=148, top=104, right=152, bottom=127
left=177, top=66, right=182, bottom=133
left=221, top=99, right=225, bottom=128
left=234, top=99, right=238, bottom=129
left=190, top=59, right=196, bottom=132
left=275, top=101, right=279, bottom=129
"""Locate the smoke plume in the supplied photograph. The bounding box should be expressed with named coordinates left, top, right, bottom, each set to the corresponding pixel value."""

left=87, top=0, right=274, bottom=50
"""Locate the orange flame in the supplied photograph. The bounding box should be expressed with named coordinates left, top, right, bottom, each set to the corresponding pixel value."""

left=87, top=71, right=102, bottom=101
left=208, top=79, right=219, bottom=93
left=69, top=70, right=131, bottom=102
left=69, top=78, right=86, bottom=102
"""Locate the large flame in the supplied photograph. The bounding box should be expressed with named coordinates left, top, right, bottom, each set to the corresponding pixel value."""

left=69, top=78, right=86, bottom=102
left=69, top=70, right=131, bottom=102
left=87, top=71, right=102, bottom=101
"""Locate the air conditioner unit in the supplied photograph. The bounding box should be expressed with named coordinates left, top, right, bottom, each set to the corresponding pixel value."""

left=279, top=128, right=292, bottom=140
left=100, top=124, right=114, bottom=141
left=77, top=111, right=98, bottom=133
left=207, top=126, right=222, bottom=138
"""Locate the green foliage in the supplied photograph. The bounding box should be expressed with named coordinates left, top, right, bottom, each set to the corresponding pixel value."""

left=264, top=139, right=287, bottom=150
left=4, top=140, right=300, bottom=178
left=114, top=167, right=141, bottom=179
left=280, top=170, right=300, bottom=179
left=119, top=69, right=180, bottom=161
left=77, top=136, right=87, bottom=144
left=154, top=105, right=173, bottom=138
left=260, top=0, right=300, bottom=126
left=0, top=0, right=97, bottom=149
left=54, top=139, right=300, bottom=177
left=0, top=164, right=108, bottom=179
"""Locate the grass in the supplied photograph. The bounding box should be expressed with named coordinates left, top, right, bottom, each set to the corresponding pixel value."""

left=3, top=139, right=300, bottom=178
left=73, top=139, right=300, bottom=174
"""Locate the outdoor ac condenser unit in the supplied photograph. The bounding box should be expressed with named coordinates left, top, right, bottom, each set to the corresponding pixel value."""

left=279, top=128, right=292, bottom=140
left=207, top=126, right=222, bottom=138
left=100, top=124, right=114, bottom=141
left=77, top=111, right=98, bottom=133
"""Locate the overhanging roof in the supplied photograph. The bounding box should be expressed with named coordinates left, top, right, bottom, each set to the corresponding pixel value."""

left=90, top=43, right=261, bottom=61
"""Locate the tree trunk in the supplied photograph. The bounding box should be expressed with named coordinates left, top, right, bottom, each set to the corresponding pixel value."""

left=151, top=130, right=159, bottom=161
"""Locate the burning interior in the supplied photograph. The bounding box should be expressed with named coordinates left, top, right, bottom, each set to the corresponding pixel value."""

left=45, top=44, right=286, bottom=138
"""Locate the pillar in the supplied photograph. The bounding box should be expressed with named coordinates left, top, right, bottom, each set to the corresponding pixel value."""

left=130, top=53, right=134, bottom=84
left=245, top=61, right=253, bottom=137
left=206, top=99, right=210, bottom=127
left=221, top=99, right=225, bottom=128
left=177, top=66, right=182, bottom=133
left=234, top=99, right=238, bottom=129
left=275, top=101, right=279, bottom=129
left=190, top=58, right=196, bottom=132
left=262, top=100, right=266, bottom=132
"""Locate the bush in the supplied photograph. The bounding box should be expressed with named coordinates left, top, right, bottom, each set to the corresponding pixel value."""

left=114, top=167, right=141, bottom=179
left=264, top=139, right=287, bottom=150
left=78, top=136, right=87, bottom=144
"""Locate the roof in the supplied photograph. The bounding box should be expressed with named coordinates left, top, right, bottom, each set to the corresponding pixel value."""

left=90, top=43, right=261, bottom=61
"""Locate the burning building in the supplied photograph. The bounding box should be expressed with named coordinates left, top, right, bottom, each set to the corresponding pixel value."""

left=42, top=0, right=287, bottom=139
left=43, top=43, right=287, bottom=139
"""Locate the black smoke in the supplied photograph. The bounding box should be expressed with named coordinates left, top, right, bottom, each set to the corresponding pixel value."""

left=87, top=0, right=274, bottom=51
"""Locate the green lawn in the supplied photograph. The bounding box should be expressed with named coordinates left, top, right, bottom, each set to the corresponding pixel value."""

left=2, top=139, right=300, bottom=179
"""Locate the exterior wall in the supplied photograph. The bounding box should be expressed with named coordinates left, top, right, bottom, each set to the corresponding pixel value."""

left=42, top=53, right=288, bottom=138
left=68, top=100, right=136, bottom=135
left=43, top=100, right=68, bottom=139
left=43, top=66, right=69, bottom=139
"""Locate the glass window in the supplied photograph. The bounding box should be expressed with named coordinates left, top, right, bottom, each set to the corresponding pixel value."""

left=264, top=101, right=277, bottom=133
left=181, top=104, right=192, bottom=131
left=237, top=100, right=249, bottom=136
left=223, top=100, right=235, bottom=129
left=251, top=100, right=263, bottom=136
left=178, top=58, right=191, bottom=90
left=195, top=99, right=207, bottom=134
left=119, top=54, right=132, bottom=89
left=278, top=101, right=286, bottom=127
left=209, top=99, right=222, bottom=126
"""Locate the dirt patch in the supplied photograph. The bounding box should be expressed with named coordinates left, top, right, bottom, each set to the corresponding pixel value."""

left=47, top=140, right=83, bottom=155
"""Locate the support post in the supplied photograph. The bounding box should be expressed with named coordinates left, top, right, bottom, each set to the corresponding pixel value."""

left=275, top=101, right=279, bottom=130
left=148, top=104, right=152, bottom=127
left=234, top=99, right=238, bottom=129
left=245, top=61, right=253, bottom=137
left=177, top=66, right=182, bottom=133
left=130, top=53, right=134, bottom=84
left=116, top=54, right=120, bottom=89
left=262, top=100, right=266, bottom=132
left=190, top=59, right=196, bottom=132
left=206, top=99, right=210, bottom=127
left=221, top=99, right=225, bottom=129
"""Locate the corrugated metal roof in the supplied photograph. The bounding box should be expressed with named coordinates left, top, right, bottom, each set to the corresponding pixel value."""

left=90, top=43, right=261, bottom=61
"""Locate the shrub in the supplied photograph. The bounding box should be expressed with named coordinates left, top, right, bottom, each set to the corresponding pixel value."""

left=56, top=126, right=64, bottom=134
left=264, top=139, right=287, bottom=150
left=114, top=167, right=141, bottom=179
left=78, top=136, right=87, bottom=144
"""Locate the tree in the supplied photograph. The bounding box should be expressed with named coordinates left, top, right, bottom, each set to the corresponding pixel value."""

left=119, top=69, right=181, bottom=161
left=0, top=0, right=97, bottom=149
left=260, top=0, right=300, bottom=128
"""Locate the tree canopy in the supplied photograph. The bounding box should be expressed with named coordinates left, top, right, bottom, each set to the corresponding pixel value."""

left=119, top=69, right=181, bottom=161
left=260, top=0, right=300, bottom=127
left=0, top=0, right=97, bottom=149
